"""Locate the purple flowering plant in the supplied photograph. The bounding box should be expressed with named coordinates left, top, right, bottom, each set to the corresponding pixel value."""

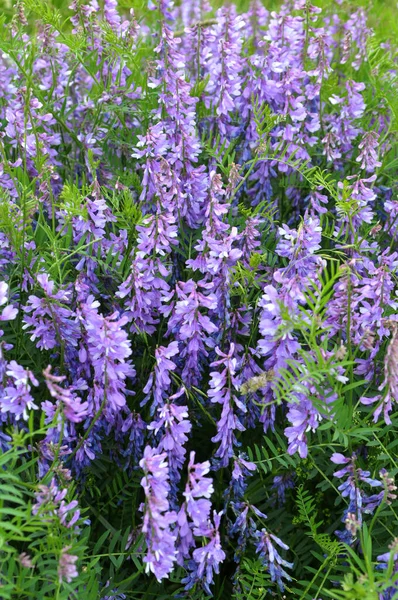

left=0, top=0, right=398, bottom=599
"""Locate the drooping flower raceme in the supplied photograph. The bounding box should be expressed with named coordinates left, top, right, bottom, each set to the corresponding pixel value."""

left=42, top=365, right=89, bottom=424
left=255, top=529, right=293, bottom=591
left=361, top=321, right=398, bottom=425
left=1, top=360, right=39, bottom=421
left=208, top=343, right=246, bottom=467
left=166, top=279, right=218, bottom=386
left=147, top=391, right=192, bottom=484
left=331, top=452, right=383, bottom=543
left=142, top=341, right=179, bottom=414
left=139, top=447, right=177, bottom=580
left=175, top=451, right=214, bottom=564
left=79, top=297, right=135, bottom=421
left=33, top=477, right=81, bottom=530
left=23, top=273, right=80, bottom=353
left=58, top=547, right=79, bottom=583
left=183, top=510, right=226, bottom=595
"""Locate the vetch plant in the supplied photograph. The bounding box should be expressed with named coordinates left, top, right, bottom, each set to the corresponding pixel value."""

left=0, top=0, right=397, bottom=598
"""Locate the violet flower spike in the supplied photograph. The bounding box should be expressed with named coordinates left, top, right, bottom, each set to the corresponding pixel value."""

left=139, top=446, right=177, bottom=580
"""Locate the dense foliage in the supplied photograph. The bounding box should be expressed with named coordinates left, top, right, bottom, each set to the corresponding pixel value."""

left=0, top=0, right=397, bottom=598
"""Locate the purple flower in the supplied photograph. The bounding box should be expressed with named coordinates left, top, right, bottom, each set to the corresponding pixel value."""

left=166, top=280, right=218, bottom=386
left=331, top=452, right=383, bottom=543
left=175, top=451, right=214, bottom=564
left=204, top=7, right=245, bottom=137
left=117, top=255, right=170, bottom=335
left=58, top=546, right=78, bottom=583
left=19, top=553, right=34, bottom=569
left=239, top=216, right=263, bottom=263
left=361, top=322, right=398, bottom=425
left=208, top=344, right=246, bottom=467
left=139, top=447, right=177, bottom=580
left=255, top=529, right=293, bottom=591
left=23, top=273, right=80, bottom=352
left=344, top=8, right=371, bottom=70
left=104, top=0, right=121, bottom=31
left=356, top=131, right=381, bottom=172
left=148, top=0, right=175, bottom=23
left=0, top=282, right=17, bottom=322
left=102, top=590, right=126, bottom=600
left=137, top=213, right=178, bottom=257
left=229, top=502, right=256, bottom=563
left=275, top=214, right=325, bottom=280
left=377, top=538, right=398, bottom=600
left=148, top=394, right=192, bottom=482
left=380, top=469, right=397, bottom=506
left=271, top=473, right=295, bottom=505
left=4, top=89, right=58, bottom=159
left=258, top=285, right=301, bottom=370
left=285, top=395, right=321, bottom=458
left=132, top=124, right=169, bottom=206
left=183, top=510, right=226, bottom=595
left=1, top=1, right=397, bottom=592
left=79, top=298, right=135, bottom=419
left=43, top=365, right=89, bottom=423
left=142, top=341, right=179, bottom=413
left=69, top=0, right=99, bottom=32
left=186, top=171, right=244, bottom=329
left=230, top=453, right=256, bottom=498
left=1, top=360, right=39, bottom=421
left=33, top=477, right=81, bottom=529
left=116, top=410, right=146, bottom=466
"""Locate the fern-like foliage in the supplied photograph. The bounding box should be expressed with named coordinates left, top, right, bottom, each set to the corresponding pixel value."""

left=232, top=559, right=271, bottom=600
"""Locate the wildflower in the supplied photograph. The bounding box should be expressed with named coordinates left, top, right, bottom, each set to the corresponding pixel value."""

left=137, top=213, right=178, bottom=257
left=361, top=322, right=398, bottom=424
left=377, top=538, right=398, bottom=599
left=230, top=454, right=257, bottom=498
left=1, top=1, right=397, bottom=594
left=183, top=511, right=226, bottom=595
left=103, top=0, right=121, bottom=31
left=285, top=396, right=321, bottom=459
left=117, top=254, right=170, bottom=335
left=19, top=553, right=34, bottom=568
left=271, top=473, right=295, bottom=505
left=208, top=344, right=246, bottom=467
left=142, top=341, right=179, bottom=413
left=356, top=131, right=381, bottom=172
left=344, top=8, right=371, bottom=70
left=0, top=282, right=17, bottom=321
left=255, top=529, right=293, bottom=591
left=147, top=393, right=192, bottom=483
left=102, top=591, right=126, bottom=600
left=345, top=512, right=361, bottom=536
left=43, top=365, right=89, bottom=423
left=204, top=6, right=245, bottom=137
left=276, top=214, right=324, bottom=279
left=23, top=273, right=80, bottom=352
left=58, top=546, right=78, bottom=583
left=380, top=469, right=397, bottom=505
left=33, top=477, right=81, bottom=529
left=139, top=447, right=177, bottom=580
left=166, top=279, right=218, bottom=386
left=331, top=453, right=383, bottom=543
left=1, top=361, right=39, bottom=421
left=341, top=31, right=352, bottom=64
left=175, top=452, right=214, bottom=564
left=79, top=299, right=135, bottom=418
